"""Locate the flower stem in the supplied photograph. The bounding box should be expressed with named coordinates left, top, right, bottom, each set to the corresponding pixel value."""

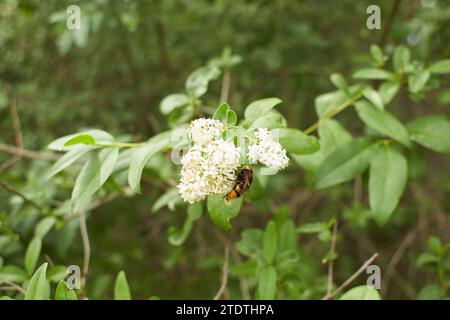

left=303, top=92, right=363, bottom=135
left=94, top=141, right=144, bottom=148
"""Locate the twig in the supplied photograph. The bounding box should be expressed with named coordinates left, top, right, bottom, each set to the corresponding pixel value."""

left=213, top=244, right=230, bottom=300
left=379, top=0, right=402, bottom=47
left=323, top=252, right=379, bottom=300
left=327, top=220, right=338, bottom=296
left=304, top=92, right=362, bottom=135
left=231, top=248, right=251, bottom=300
left=382, top=228, right=417, bottom=296
left=0, top=180, right=44, bottom=213
left=220, top=69, right=231, bottom=103
left=79, top=211, right=90, bottom=295
left=10, top=99, right=23, bottom=149
left=2, top=281, right=26, bottom=295
left=0, top=143, right=59, bottom=161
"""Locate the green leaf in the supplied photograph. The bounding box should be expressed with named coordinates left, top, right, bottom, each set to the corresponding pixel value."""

left=0, top=265, right=28, bottom=283
left=427, top=236, right=443, bottom=256
left=416, top=252, right=439, bottom=268
left=207, top=195, right=243, bottom=231
left=393, top=45, right=410, bottom=72
left=378, top=82, right=400, bottom=104
left=330, top=73, right=348, bottom=92
left=25, top=236, right=42, bottom=276
left=262, top=221, right=277, bottom=264
left=315, top=91, right=347, bottom=117
left=47, top=145, right=95, bottom=179
left=355, top=100, right=411, bottom=147
left=185, top=65, right=221, bottom=98
left=363, top=87, right=384, bottom=110
left=48, top=129, right=113, bottom=151
left=72, top=147, right=119, bottom=210
left=235, top=229, right=263, bottom=257
left=407, top=115, right=450, bottom=154
left=277, top=128, right=319, bottom=155
left=63, top=134, right=96, bottom=147
left=297, top=222, right=328, bottom=234
left=55, top=280, right=77, bottom=300
left=339, top=285, right=381, bottom=300
left=47, top=265, right=68, bottom=282
left=429, top=59, right=450, bottom=74
left=353, top=68, right=393, bottom=80
left=35, top=217, right=56, bottom=238
left=168, top=202, right=203, bottom=246
left=244, top=97, right=282, bottom=120
left=128, top=131, right=172, bottom=193
left=408, top=70, right=430, bottom=93
left=370, top=44, right=386, bottom=65
left=159, top=93, right=189, bottom=115
left=152, top=188, right=183, bottom=213
left=257, top=266, right=277, bottom=299
left=114, top=271, right=131, bottom=300
left=212, top=103, right=237, bottom=126
left=315, top=138, right=377, bottom=189
left=417, top=284, right=446, bottom=300
left=248, top=113, right=285, bottom=129
left=369, top=145, right=407, bottom=225
left=24, top=263, right=48, bottom=300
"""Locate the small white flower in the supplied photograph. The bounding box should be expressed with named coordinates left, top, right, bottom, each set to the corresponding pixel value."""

left=187, top=118, right=224, bottom=146
left=177, top=138, right=241, bottom=203
left=248, top=128, right=289, bottom=170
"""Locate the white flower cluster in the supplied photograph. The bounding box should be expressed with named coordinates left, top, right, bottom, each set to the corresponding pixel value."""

left=187, top=118, right=224, bottom=146
left=178, top=119, right=241, bottom=203
left=248, top=128, right=289, bottom=170
left=177, top=119, right=289, bottom=203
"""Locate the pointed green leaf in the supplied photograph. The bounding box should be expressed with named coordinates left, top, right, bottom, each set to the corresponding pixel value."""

left=35, top=217, right=56, bottom=238
left=48, top=129, right=113, bottom=151
left=25, top=263, right=48, bottom=300
left=369, top=145, right=407, bottom=225
left=207, top=195, right=243, bottom=231
left=353, top=68, right=394, bottom=80
left=257, top=266, right=277, bottom=299
left=47, top=145, right=95, bottom=179
left=114, top=271, right=131, bottom=300
left=72, top=147, right=119, bottom=209
left=408, top=70, right=430, bottom=93
left=128, top=131, right=172, bottom=193
left=407, top=115, right=450, bottom=154
left=55, top=280, right=77, bottom=300
left=262, top=221, right=277, bottom=264
left=25, top=236, right=42, bottom=276
left=244, top=98, right=282, bottom=120
left=429, top=59, right=450, bottom=74
left=63, top=134, right=96, bottom=147
left=340, top=285, right=381, bottom=300
left=355, top=100, right=411, bottom=147
left=277, top=128, right=319, bottom=155
left=159, top=93, right=189, bottom=115
left=185, top=65, right=221, bottom=98
left=315, top=138, right=377, bottom=189
left=168, top=202, right=203, bottom=246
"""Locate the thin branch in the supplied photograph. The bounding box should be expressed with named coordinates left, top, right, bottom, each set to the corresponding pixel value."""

left=382, top=228, right=417, bottom=296
left=0, top=143, right=59, bottom=161
left=79, top=211, right=90, bottom=295
left=213, top=244, right=230, bottom=300
left=379, top=0, right=402, bottom=47
left=220, top=69, right=231, bottom=103
left=231, top=248, right=251, bottom=300
left=327, top=220, right=338, bottom=296
left=303, top=92, right=362, bottom=135
left=2, top=281, right=26, bottom=295
left=0, top=180, right=44, bottom=213
left=323, top=252, right=379, bottom=300
left=10, top=98, right=23, bottom=149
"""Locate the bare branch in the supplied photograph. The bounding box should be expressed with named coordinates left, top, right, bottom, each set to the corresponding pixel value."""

left=327, top=220, right=338, bottom=296
left=323, top=252, right=379, bottom=300
left=0, top=180, right=44, bottom=213
left=213, top=244, right=230, bottom=300
left=79, top=211, right=91, bottom=296
left=0, top=143, right=59, bottom=161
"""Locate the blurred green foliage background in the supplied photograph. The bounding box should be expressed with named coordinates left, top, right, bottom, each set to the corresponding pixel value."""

left=0, top=0, right=449, bottom=300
